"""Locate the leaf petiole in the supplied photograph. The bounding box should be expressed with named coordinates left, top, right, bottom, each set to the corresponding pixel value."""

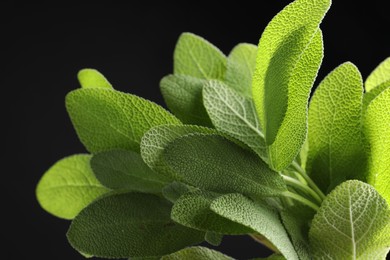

left=281, top=174, right=322, bottom=204
left=291, top=161, right=326, bottom=200
left=282, top=191, right=320, bottom=211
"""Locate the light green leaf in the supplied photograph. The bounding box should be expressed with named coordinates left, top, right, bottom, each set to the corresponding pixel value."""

left=225, top=43, right=257, bottom=97
left=210, top=193, right=299, bottom=260
left=253, top=0, right=330, bottom=170
left=140, top=124, right=215, bottom=179
left=364, top=87, right=390, bottom=204
left=365, top=57, right=390, bottom=92
left=66, top=88, right=181, bottom=153
left=67, top=192, right=204, bottom=258
left=77, top=68, right=113, bottom=89
left=171, top=190, right=252, bottom=234
left=160, top=74, right=212, bottom=126
left=309, top=180, right=390, bottom=259
left=36, top=154, right=109, bottom=220
left=164, top=134, right=287, bottom=198
left=174, top=32, right=227, bottom=80
left=204, top=232, right=223, bottom=246
left=203, top=80, right=267, bottom=162
left=161, top=246, right=234, bottom=260
left=307, top=62, right=366, bottom=192
left=90, top=149, right=170, bottom=193
left=363, top=80, right=390, bottom=112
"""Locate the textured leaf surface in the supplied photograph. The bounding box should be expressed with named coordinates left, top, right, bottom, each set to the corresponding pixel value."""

left=225, top=43, right=257, bottom=97
left=171, top=190, right=251, bottom=234
left=365, top=57, right=390, bottom=92
left=90, top=149, right=170, bottom=193
left=309, top=180, right=390, bottom=259
left=164, top=134, right=287, bottom=198
left=140, top=125, right=215, bottom=179
left=161, top=246, right=233, bottom=260
left=364, top=88, right=390, bottom=204
left=204, top=232, right=223, bottom=246
left=66, top=88, right=181, bottom=153
left=36, top=154, right=109, bottom=219
left=203, top=81, right=267, bottom=161
left=307, top=62, right=366, bottom=192
left=77, top=68, right=113, bottom=89
left=162, top=181, right=194, bottom=203
left=174, top=33, right=227, bottom=80
left=363, top=81, right=390, bottom=112
left=160, top=74, right=212, bottom=126
left=210, top=194, right=299, bottom=260
left=67, top=192, right=204, bottom=258
left=252, top=0, right=329, bottom=170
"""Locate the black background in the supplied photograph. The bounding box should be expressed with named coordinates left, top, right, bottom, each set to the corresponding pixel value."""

left=3, top=1, right=389, bottom=259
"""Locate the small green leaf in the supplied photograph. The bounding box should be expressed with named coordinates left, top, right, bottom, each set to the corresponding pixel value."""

left=225, top=43, right=257, bottom=97
left=307, top=62, right=366, bottom=192
left=161, top=246, right=234, bottom=260
left=309, top=180, right=390, bottom=259
left=364, top=87, right=390, bottom=204
left=160, top=74, right=212, bottom=126
left=253, top=0, right=330, bottom=170
left=204, top=232, right=223, bottom=246
left=171, top=190, right=252, bottom=234
left=36, top=154, right=109, bottom=220
left=140, top=124, right=215, bottom=179
left=210, top=193, right=299, bottom=260
left=174, top=32, right=227, bottom=80
left=164, top=134, right=287, bottom=198
left=365, top=57, right=390, bottom=92
left=203, top=80, right=267, bottom=162
left=363, top=80, right=390, bottom=112
left=77, top=68, right=113, bottom=89
left=66, top=88, right=181, bottom=153
left=162, top=181, right=196, bottom=203
left=90, top=149, right=170, bottom=193
left=67, top=192, right=204, bottom=258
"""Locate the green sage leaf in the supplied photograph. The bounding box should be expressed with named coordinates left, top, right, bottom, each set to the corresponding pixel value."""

left=161, top=246, right=234, bottom=260
left=365, top=57, right=390, bottom=92
left=77, top=68, right=113, bottom=89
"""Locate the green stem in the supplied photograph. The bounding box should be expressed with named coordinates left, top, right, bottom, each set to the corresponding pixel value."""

left=282, top=174, right=322, bottom=204
left=291, top=161, right=326, bottom=200
left=283, top=191, right=319, bottom=211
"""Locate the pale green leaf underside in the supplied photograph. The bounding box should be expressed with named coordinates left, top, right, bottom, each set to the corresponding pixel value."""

left=77, top=68, right=113, bottom=89
left=309, top=180, right=390, bottom=259
left=67, top=192, right=204, bottom=258
left=164, top=134, right=287, bottom=198
left=66, top=88, right=181, bottom=153
left=225, top=43, right=257, bottom=97
left=161, top=246, right=234, bottom=260
left=160, top=74, right=212, bottom=126
left=253, top=0, right=329, bottom=170
left=203, top=80, right=267, bottom=162
left=307, top=62, right=366, bottom=192
left=364, top=88, right=390, bottom=204
left=140, top=124, right=215, bottom=179
left=174, top=32, right=227, bottom=80
left=171, top=190, right=252, bottom=234
left=90, top=149, right=170, bottom=193
left=365, top=57, right=390, bottom=92
left=36, top=154, right=109, bottom=220
left=210, top=193, right=299, bottom=260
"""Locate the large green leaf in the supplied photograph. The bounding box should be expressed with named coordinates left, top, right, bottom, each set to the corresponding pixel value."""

left=36, top=154, right=109, bottom=220
left=307, top=62, right=366, bottom=192
left=164, top=134, right=287, bottom=198
left=365, top=57, right=390, bottom=92
left=309, top=180, right=390, bottom=259
left=160, top=74, right=212, bottom=126
left=174, top=32, right=227, bottom=80
left=225, top=43, right=257, bottom=97
left=67, top=192, right=204, bottom=258
left=161, top=246, right=233, bottom=260
left=252, top=0, right=330, bottom=170
left=210, top=193, right=299, bottom=260
left=90, top=149, right=170, bottom=193
left=203, top=80, right=267, bottom=161
left=140, top=124, right=215, bottom=179
left=66, top=88, right=181, bottom=153
left=363, top=80, right=390, bottom=112
left=171, top=190, right=252, bottom=234
left=77, top=68, right=113, bottom=89
left=364, top=87, right=390, bottom=204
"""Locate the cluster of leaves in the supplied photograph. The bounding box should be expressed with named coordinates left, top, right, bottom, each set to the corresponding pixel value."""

left=36, top=0, right=390, bottom=259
